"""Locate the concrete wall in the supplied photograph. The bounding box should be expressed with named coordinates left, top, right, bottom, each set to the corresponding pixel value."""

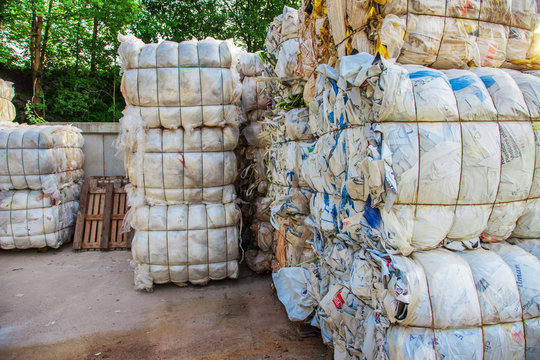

left=48, top=122, right=125, bottom=177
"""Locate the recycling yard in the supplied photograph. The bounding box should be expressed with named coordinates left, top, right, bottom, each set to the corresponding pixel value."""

left=0, top=248, right=330, bottom=360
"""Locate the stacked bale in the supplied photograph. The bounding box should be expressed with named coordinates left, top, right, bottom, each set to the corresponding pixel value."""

left=297, top=0, right=540, bottom=102
left=273, top=52, right=540, bottom=358
left=236, top=52, right=274, bottom=273
left=0, top=79, right=15, bottom=123
left=262, top=7, right=317, bottom=270
left=0, top=124, right=84, bottom=249
left=116, top=35, right=242, bottom=290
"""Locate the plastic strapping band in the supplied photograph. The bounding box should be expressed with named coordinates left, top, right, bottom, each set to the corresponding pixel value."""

left=451, top=82, right=465, bottom=246
left=186, top=202, right=190, bottom=283
left=147, top=204, right=151, bottom=281
left=410, top=65, right=422, bottom=241
left=20, top=128, right=30, bottom=189
left=485, top=99, right=504, bottom=240
left=5, top=131, right=13, bottom=190
left=25, top=189, right=30, bottom=242
left=178, top=43, right=185, bottom=203
left=41, top=187, right=47, bottom=248
left=155, top=46, right=167, bottom=204
left=136, top=47, right=147, bottom=199
left=429, top=0, right=448, bottom=67
left=155, top=44, right=171, bottom=283
left=197, top=42, right=204, bottom=203
left=38, top=131, right=43, bottom=191
left=415, top=254, right=438, bottom=360
left=524, top=82, right=537, bottom=227
left=218, top=43, right=230, bottom=278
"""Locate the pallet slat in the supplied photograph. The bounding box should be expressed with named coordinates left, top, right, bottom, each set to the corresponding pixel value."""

left=73, top=177, right=133, bottom=251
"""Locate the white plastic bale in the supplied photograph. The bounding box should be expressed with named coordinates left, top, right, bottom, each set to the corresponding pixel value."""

left=120, top=104, right=239, bottom=131
left=525, top=317, right=540, bottom=358
left=0, top=125, right=84, bottom=194
left=131, top=202, right=240, bottom=287
left=119, top=122, right=238, bottom=204
left=285, top=108, right=312, bottom=141
left=0, top=184, right=80, bottom=249
left=386, top=326, right=484, bottom=360
left=0, top=79, right=15, bottom=101
left=483, top=242, right=540, bottom=320
left=237, top=52, right=265, bottom=78
left=0, top=98, right=15, bottom=123
left=118, top=36, right=241, bottom=131
left=411, top=249, right=482, bottom=328
left=241, top=77, right=267, bottom=113
left=307, top=57, right=540, bottom=249
left=270, top=140, right=316, bottom=188
left=507, top=238, right=540, bottom=260
left=458, top=248, right=522, bottom=324
left=0, top=79, right=15, bottom=122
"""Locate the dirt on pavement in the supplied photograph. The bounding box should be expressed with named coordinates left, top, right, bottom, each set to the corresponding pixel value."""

left=0, top=246, right=331, bottom=360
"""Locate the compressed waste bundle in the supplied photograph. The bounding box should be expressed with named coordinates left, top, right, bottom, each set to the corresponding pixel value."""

left=0, top=124, right=84, bottom=249
left=297, top=0, right=540, bottom=102
left=0, top=79, right=15, bottom=122
left=274, top=241, right=540, bottom=359
left=262, top=7, right=318, bottom=270
left=269, top=46, right=540, bottom=358
left=117, top=34, right=242, bottom=289
left=236, top=52, right=275, bottom=273
left=302, top=53, right=540, bottom=255
left=0, top=185, right=81, bottom=249
left=0, top=124, right=85, bottom=195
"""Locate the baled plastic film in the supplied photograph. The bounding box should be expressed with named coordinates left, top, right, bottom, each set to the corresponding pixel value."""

left=131, top=202, right=240, bottom=286
left=119, top=122, right=239, bottom=204
left=0, top=79, right=15, bottom=122
left=237, top=52, right=265, bottom=78
left=0, top=184, right=81, bottom=249
left=0, top=125, right=85, bottom=193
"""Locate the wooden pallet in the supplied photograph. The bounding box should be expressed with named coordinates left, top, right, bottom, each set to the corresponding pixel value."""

left=73, top=177, right=134, bottom=250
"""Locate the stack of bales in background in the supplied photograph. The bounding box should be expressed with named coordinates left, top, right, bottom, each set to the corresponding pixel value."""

left=236, top=52, right=275, bottom=273
left=275, top=55, right=540, bottom=358
left=116, top=35, right=242, bottom=290
left=297, top=0, right=540, bottom=102
left=0, top=79, right=16, bottom=123
left=269, top=3, right=540, bottom=359
left=0, top=103, right=84, bottom=250
left=262, top=7, right=317, bottom=271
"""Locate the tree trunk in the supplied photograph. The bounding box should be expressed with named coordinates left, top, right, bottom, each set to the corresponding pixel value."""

left=40, top=0, right=55, bottom=67
left=75, top=16, right=82, bottom=72
left=90, top=17, right=99, bottom=75
left=30, top=11, right=44, bottom=103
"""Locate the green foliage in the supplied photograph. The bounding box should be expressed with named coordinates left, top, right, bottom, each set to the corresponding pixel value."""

left=45, top=68, right=124, bottom=122
left=0, top=0, right=299, bottom=122
left=24, top=100, right=47, bottom=124
left=226, top=0, right=301, bottom=52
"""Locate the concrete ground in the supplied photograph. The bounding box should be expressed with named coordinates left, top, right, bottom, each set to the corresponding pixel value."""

left=0, top=246, right=331, bottom=360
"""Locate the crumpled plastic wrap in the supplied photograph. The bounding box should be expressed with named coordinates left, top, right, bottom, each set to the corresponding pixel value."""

left=117, top=34, right=241, bottom=289
left=0, top=124, right=85, bottom=196
left=0, top=184, right=81, bottom=249
left=302, top=53, right=540, bottom=253
left=0, top=79, right=15, bottom=123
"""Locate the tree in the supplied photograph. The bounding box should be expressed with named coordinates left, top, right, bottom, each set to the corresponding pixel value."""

left=226, top=0, right=301, bottom=52
left=136, top=0, right=230, bottom=43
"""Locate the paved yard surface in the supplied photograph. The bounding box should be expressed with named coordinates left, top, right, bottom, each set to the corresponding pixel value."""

left=0, top=247, right=330, bottom=360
